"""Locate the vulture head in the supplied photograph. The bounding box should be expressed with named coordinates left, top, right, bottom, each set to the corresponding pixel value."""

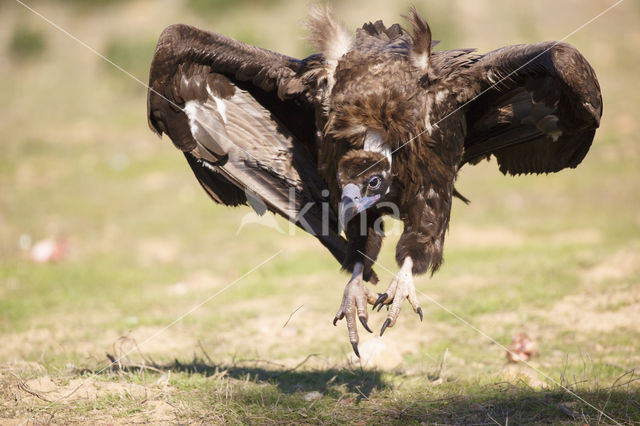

left=337, top=141, right=392, bottom=228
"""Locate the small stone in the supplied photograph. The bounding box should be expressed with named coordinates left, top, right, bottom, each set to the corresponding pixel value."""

left=304, top=391, right=323, bottom=402
left=349, top=336, right=403, bottom=368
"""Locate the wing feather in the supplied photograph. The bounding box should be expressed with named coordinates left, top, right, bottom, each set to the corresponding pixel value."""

left=147, top=24, right=346, bottom=263
left=455, top=41, right=602, bottom=174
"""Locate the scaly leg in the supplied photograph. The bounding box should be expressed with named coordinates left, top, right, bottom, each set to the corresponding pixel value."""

left=372, top=256, right=423, bottom=335
left=333, top=262, right=379, bottom=357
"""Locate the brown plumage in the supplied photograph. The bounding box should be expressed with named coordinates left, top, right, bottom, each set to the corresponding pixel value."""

left=146, top=7, right=602, bottom=356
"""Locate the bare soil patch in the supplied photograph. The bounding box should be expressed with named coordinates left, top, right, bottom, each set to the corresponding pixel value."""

left=545, top=286, right=640, bottom=333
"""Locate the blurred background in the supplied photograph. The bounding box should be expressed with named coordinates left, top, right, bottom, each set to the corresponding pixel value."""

left=0, top=0, right=639, bottom=422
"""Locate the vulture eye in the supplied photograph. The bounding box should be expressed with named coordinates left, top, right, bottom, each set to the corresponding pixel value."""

left=368, top=176, right=382, bottom=190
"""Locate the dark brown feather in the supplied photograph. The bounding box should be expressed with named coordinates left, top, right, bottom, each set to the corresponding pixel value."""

left=454, top=41, right=602, bottom=174
left=147, top=23, right=348, bottom=264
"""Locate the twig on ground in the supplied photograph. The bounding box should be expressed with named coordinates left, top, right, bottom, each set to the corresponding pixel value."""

left=197, top=340, right=215, bottom=365
left=235, top=358, right=287, bottom=368
left=11, top=373, right=52, bottom=403
left=485, top=410, right=502, bottom=426
left=354, top=385, right=371, bottom=402
left=282, top=304, right=304, bottom=328
left=270, top=354, right=320, bottom=378
left=429, top=348, right=448, bottom=382
left=105, top=353, right=163, bottom=373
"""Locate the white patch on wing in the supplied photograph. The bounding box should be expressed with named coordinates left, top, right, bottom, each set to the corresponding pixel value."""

left=183, top=100, right=203, bottom=139
left=183, top=98, right=231, bottom=157
left=213, top=97, right=227, bottom=123
left=487, top=69, right=498, bottom=84
left=207, top=84, right=228, bottom=124
left=364, top=129, right=392, bottom=171
left=200, top=158, right=217, bottom=172
left=180, top=74, right=190, bottom=90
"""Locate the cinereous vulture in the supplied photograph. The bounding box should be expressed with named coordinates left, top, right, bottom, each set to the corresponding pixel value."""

left=147, top=7, right=602, bottom=356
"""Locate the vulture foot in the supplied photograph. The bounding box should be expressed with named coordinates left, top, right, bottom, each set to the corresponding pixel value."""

left=333, top=262, right=379, bottom=357
left=372, top=256, right=422, bottom=336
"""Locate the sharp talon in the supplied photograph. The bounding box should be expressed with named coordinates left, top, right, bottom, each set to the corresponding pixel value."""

left=417, top=307, right=423, bottom=322
left=333, top=316, right=339, bottom=326
left=372, top=293, right=387, bottom=311
left=380, top=318, right=391, bottom=336
left=359, top=316, right=372, bottom=333
left=351, top=342, right=360, bottom=358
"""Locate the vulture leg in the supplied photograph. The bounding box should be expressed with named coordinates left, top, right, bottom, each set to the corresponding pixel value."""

left=333, top=262, right=379, bottom=357
left=372, top=256, right=423, bottom=336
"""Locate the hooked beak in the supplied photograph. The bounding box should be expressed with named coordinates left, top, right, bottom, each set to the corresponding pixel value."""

left=338, top=183, right=380, bottom=231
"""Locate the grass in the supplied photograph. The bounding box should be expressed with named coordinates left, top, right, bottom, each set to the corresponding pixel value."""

left=1, top=0, right=639, bottom=424
left=6, top=362, right=639, bottom=424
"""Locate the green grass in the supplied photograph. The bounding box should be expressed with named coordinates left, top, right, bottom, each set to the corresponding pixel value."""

left=1, top=0, right=639, bottom=423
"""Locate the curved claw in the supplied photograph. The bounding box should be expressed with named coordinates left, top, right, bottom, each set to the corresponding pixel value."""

left=333, top=311, right=344, bottom=326
left=372, top=293, right=387, bottom=311
left=377, top=301, right=391, bottom=313
left=359, top=316, right=372, bottom=333
left=417, top=307, right=423, bottom=322
left=351, top=341, right=360, bottom=358
left=380, top=318, right=391, bottom=336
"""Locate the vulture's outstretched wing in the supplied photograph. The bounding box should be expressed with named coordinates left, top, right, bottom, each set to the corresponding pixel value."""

left=458, top=42, right=602, bottom=174
left=147, top=24, right=346, bottom=262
